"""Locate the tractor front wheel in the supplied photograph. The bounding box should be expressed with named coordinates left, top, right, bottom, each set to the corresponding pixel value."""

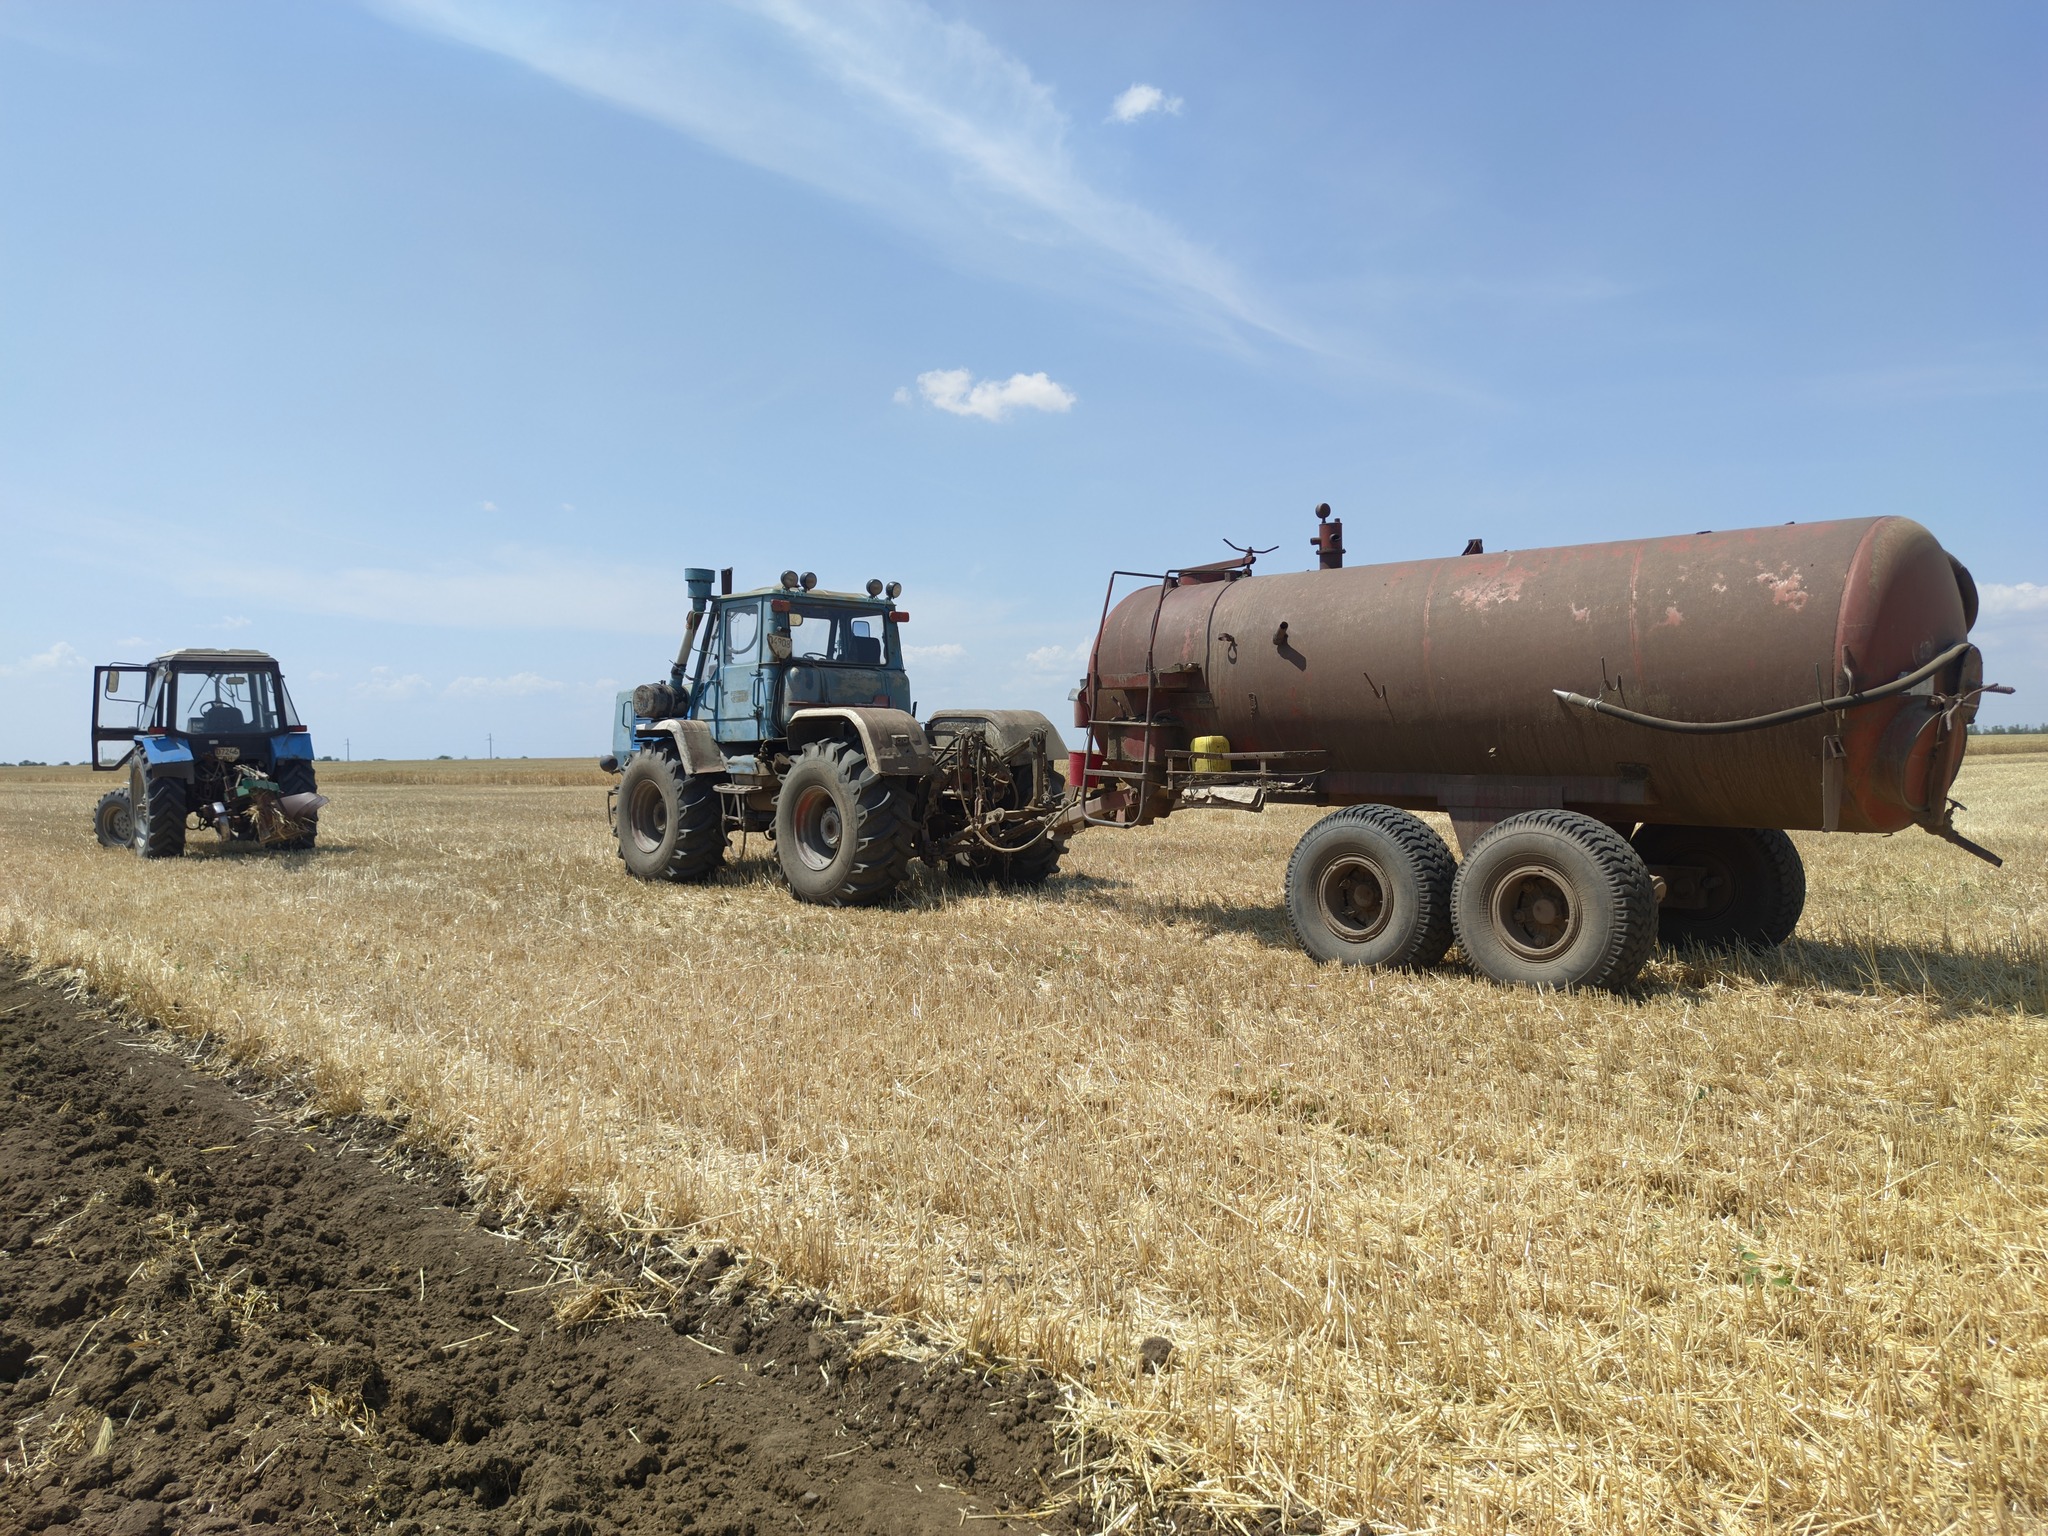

left=775, top=742, right=913, bottom=906
left=617, top=751, right=726, bottom=882
left=93, top=789, right=133, bottom=849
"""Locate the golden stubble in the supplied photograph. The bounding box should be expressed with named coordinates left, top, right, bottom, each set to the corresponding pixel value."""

left=4, top=754, right=2044, bottom=1532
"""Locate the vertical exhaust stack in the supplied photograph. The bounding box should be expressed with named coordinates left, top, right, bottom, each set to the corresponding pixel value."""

left=1312, top=503, right=1344, bottom=570
left=672, top=568, right=717, bottom=686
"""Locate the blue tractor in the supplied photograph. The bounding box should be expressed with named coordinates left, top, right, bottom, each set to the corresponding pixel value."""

left=605, top=568, right=1070, bottom=905
left=90, top=648, right=327, bottom=857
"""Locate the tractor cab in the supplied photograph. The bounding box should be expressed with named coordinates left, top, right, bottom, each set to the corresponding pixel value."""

left=612, top=571, right=910, bottom=762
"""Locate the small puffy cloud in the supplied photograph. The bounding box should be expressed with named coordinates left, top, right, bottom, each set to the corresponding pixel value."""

left=444, top=672, right=566, bottom=699
left=1022, top=642, right=1090, bottom=672
left=916, top=368, right=1075, bottom=422
left=891, top=386, right=912, bottom=405
left=904, top=643, right=964, bottom=661
left=219, top=615, right=251, bottom=630
left=0, top=640, right=86, bottom=676
left=354, top=668, right=432, bottom=701
left=1109, top=83, right=1182, bottom=123
left=1979, top=582, right=2048, bottom=618
left=481, top=500, right=499, bottom=512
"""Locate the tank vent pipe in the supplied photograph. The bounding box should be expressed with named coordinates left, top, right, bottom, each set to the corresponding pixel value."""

left=1553, top=641, right=1989, bottom=735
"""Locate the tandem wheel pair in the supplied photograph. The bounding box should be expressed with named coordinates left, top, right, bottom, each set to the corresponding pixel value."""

left=1284, top=806, right=1805, bottom=991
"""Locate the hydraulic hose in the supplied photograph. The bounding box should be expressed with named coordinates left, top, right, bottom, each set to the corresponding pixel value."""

left=1553, top=641, right=1975, bottom=736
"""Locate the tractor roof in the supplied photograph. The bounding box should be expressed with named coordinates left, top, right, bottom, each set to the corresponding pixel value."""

left=155, top=648, right=281, bottom=666
left=730, top=586, right=889, bottom=605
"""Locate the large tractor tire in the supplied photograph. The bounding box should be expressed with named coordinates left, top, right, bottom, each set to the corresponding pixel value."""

left=1631, top=824, right=1805, bottom=951
left=1284, top=805, right=1456, bottom=969
left=617, top=751, right=726, bottom=882
left=1451, top=810, right=1655, bottom=991
left=93, top=789, right=134, bottom=849
left=775, top=741, right=913, bottom=906
left=274, top=759, right=320, bottom=851
left=131, top=768, right=187, bottom=860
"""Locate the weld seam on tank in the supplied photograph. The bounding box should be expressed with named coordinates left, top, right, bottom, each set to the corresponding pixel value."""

left=1553, top=641, right=1974, bottom=735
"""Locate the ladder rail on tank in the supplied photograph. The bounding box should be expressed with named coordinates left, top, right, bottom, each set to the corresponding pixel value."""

left=1075, top=568, right=1176, bottom=829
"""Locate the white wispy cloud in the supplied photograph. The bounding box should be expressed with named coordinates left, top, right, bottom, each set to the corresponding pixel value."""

left=219, top=615, right=252, bottom=630
left=354, top=667, right=433, bottom=701
left=444, top=672, right=567, bottom=698
left=1022, top=641, right=1089, bottom=671
left=0, top=641, right=87, bottom=677
left=373, top=0, right=1304, bottom=347
left=916, top=368, right=1074, bottom=421
left=1108, top=83, right=1181, bottom=123
left=176, top=547, right=677, bottom=635
left=1979, top=582, right=2048, bottom=618
left=904, top=642, right=964, bottom=661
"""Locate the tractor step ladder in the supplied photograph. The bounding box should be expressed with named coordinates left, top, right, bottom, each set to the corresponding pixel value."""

left=1075, top=568, right=1177, bottom=829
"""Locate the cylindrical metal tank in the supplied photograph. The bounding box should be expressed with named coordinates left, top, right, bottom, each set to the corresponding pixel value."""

left=1085, top=517, right=1981, bottom=835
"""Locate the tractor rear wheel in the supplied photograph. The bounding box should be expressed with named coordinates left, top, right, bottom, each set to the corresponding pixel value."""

left=617, top=751, right=726, bottom=882
left=775, top=741, right=913, bottom=906
left=93, top=789, right=134, bottom=849
left=1451, top=810, right=1655, bottom=990
left=131, top=769, right=187, bottom=860
left=1285, top=805, right=1456, bottom=969
left=274, top=760, right=320, bottom=851
left=1631, top=824, right=1805, bottom=950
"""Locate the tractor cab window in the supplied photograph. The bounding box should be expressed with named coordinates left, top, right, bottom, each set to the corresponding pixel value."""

left=176, top=667, right=292, bottom=734
left=722, top=604, right=761, bottom=662
left=781, top=605, right=891, bottom=667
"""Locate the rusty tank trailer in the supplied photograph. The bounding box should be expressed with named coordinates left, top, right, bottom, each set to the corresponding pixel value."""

left=1073, top=508, right=2005, bottom=990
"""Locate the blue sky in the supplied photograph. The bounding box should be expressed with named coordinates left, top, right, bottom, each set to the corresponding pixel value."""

left=2, top=0, right=2043, bottom=761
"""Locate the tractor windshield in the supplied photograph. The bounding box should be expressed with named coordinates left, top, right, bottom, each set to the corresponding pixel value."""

left=174, top=667, right=298, bottom=734
left=781, top=605, right=897, bottom=667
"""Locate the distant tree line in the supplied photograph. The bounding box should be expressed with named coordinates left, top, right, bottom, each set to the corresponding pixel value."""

left=1968, top=723, right=2046, bottom=735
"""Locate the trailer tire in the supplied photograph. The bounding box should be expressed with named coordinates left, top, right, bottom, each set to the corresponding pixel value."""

left=1285, top=805, right=1456, bottom=969
left=274, top=760, right=320, bottom=851
left=1452, top=810, right=1655, bottom=990
left=617, top=750, right=726, bottom=883
left=94, top=789, right=134, bottom=848
left=132, top=769, right=187, bottom=860
left=775, top=741, right=913, bottom=907
left=1632, top=824, right=1805, bottom=950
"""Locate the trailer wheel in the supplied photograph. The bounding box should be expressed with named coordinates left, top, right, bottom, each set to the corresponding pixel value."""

left=1284, top=806, right=1456, bottom=969
left=1631, top=825, right=1805, bottom=950
left=131, top=768, right=187, bottom=860
left=1452, top=810, right=1655, bottom=990
left=93, top=789, right=133, bottom=849
left=775, top=741, right=913, bottom=907
left=617, top=750, right=726, bottom=882
left=274, top=760, right=320, bottom=851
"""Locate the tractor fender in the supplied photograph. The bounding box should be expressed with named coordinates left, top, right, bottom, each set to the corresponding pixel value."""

left=137, top=735, right=197, bottom=780
left=924, top=709, right=1069, bottom=762
left=643, top=718, right=729, bottom=777
left=270, top=732, right=315, bottom=762
left=787, top=708, right=935, bottom=778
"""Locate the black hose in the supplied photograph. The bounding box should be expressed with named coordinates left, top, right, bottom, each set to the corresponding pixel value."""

left=1553, top=641, right=1974, bottom=735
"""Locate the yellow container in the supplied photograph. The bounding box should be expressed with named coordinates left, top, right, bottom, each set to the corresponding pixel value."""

left=1190, top=735, right=1231, bottom=774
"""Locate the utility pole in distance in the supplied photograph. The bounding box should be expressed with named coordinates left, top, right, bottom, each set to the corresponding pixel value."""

left=487, top=732, right=494, bottom=760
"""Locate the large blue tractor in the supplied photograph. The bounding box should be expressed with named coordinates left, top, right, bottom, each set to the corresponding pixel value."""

left=90, top=649, right=327, bottom=857
left=605, top=568, right=1070, bottom=905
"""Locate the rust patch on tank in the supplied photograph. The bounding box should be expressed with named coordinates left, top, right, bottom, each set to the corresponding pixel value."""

left=1653, top=605, right=1683, bottom=630
left=1570, top=602, right=1591, bottom=623
left=1454, top=567, right=1528, bottom=612
left=1755, top=564, right=1810, bottom=611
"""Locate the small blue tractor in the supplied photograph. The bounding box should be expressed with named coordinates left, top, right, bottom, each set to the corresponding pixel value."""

left=90, top=648, right=327, bottom=857
left=604, top=568, right=1070, bottom=905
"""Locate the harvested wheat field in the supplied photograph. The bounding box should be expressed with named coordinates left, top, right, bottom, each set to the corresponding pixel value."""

left=3, top=751, right=2046, bottom=1533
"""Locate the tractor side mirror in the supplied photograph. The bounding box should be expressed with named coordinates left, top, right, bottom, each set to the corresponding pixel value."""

left=105, top=671, right=121, bottom=696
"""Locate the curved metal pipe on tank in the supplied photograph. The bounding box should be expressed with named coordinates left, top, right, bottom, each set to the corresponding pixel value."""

left=1084, top=516, right=1988, bottom=838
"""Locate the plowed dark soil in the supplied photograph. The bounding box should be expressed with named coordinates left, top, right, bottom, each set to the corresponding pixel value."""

left=0, top=960, right=1078, bottom=1536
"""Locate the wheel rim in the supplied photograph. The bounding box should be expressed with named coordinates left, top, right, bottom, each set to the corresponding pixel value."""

left=627, top=778, right=669, bottom=854
left=791, top=784, right=843, bottom=871
left=103, top=804, right=133, bottom=844
left=1488, top=863, right=1580, bottom=962
left=1316, top=854, right=1392, bottom=943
